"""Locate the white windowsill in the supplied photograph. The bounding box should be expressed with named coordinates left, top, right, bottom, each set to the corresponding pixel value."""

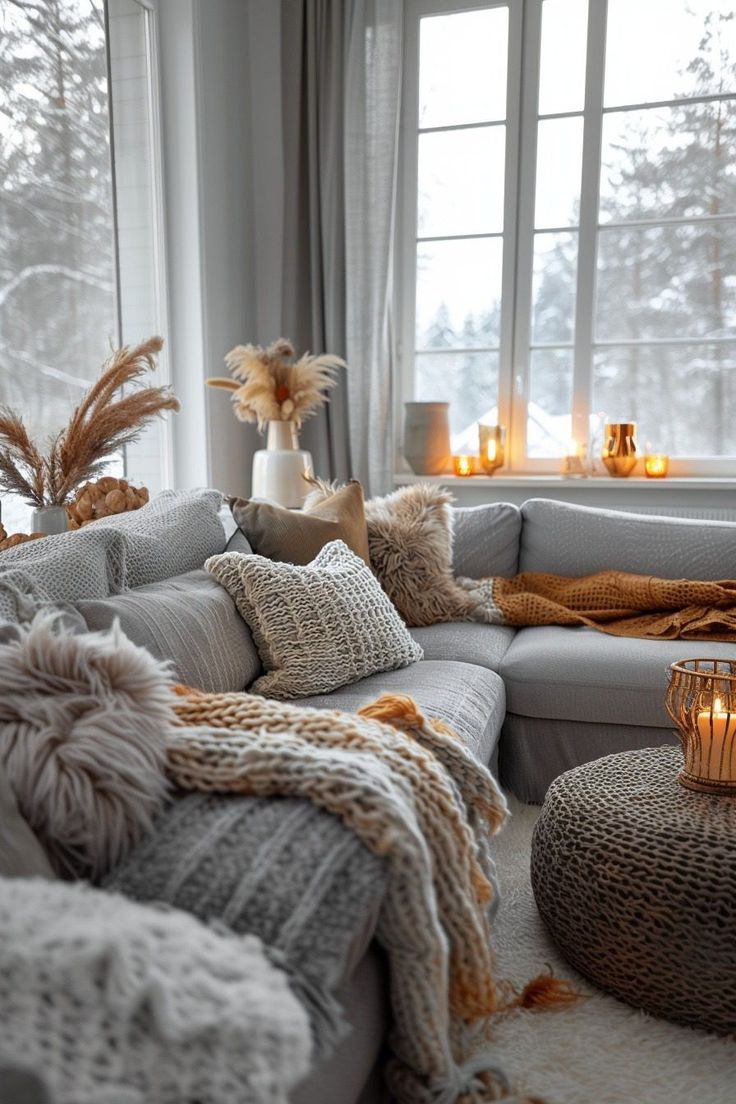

left=394, top=473, right=736, bottom=490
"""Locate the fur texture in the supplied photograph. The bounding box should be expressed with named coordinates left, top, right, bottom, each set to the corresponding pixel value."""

left=305, top=480, right=480, bottom=627
left=0, top=613, right=175, bottom=879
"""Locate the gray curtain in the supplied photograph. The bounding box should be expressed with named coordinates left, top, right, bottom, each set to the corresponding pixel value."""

left=279, top=0, right=402, bottom=494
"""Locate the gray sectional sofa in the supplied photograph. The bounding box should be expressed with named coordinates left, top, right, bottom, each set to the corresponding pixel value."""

left=3, top=488, right=736, bottom=1104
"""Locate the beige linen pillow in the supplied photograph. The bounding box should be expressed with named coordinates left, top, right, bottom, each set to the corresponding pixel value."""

left=230, top=480, right=370, bottom=566
left=305, top=481, right=481, bottom=627
left=205, top=540, right=422, bottom=700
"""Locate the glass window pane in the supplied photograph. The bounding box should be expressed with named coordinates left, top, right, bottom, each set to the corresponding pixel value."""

left=604, top=1, right=736, bottom=108
left=532, top=231, right=578, bottom=343
left=527, top=348, right=573, bottom=457
left=593, top=343, right=736, bottom=456
left=596, top=221, right=736, bottom=342
left=538, top=0, right=589, bottom=115
left=600, top=102, right=736, bottom=224
left=534, top=116, right=583, bottom=228
left=0, top=0, right=117, bottom=535
left=415, top=239, right=503, bottom=349
left=415, top=351, right=499, bottom=442
left=418, top=126, right=506, bottom=237
left=419, top=8, right=509, bottom=129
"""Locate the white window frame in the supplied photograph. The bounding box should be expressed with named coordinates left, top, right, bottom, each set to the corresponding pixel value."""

left=106, top=0, right=173, bottom=490
left=398, top=0, right=736, bottom=477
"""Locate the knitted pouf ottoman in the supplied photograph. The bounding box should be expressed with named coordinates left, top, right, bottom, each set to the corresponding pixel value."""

left=531, top=745, right=736, bottom=1034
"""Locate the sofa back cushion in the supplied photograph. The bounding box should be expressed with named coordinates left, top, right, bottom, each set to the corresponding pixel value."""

left=77, top=569, right=261, bottom=693
left=520, top=498, right=736, bottom=579
left=452, top=502, right=521, bottom=579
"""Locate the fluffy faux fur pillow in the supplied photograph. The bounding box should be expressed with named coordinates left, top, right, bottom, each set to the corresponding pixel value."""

left=304, top=481, right=482, bottom=627
left=0, top=613, right=175, bottom=879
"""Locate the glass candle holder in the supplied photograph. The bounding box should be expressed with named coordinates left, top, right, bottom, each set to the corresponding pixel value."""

left=478, top=424, right=505, bottom=474
left=665, top=659, right=736, bottom=795
left=601, top=422, right=637, bottom=477
left=453, top=454, right=475, bottom=477
left=644, top=453, right=669, bottom=478
left=560, top=438, right=587, bottom=477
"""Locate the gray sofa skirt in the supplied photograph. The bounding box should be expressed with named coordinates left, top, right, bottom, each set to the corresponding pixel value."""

left=499, top=714, right=679, bottom=804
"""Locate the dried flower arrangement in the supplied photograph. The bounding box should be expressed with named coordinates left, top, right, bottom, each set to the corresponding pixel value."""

left=0, top=337, right=178, bottom=508
left=66, top=476, right=149, bottom=529
left=207, top=338, right=346, bottom=431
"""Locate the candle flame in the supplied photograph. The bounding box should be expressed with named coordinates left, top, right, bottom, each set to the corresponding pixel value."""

left=486, top=439, right=497, bottom=462
left=714, top=697, right=723, bottom=712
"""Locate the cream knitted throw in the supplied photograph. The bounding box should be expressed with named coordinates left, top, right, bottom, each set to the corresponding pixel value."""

left=0, top=877, right=311, bottom=1104
left=169, top=688, right=560, bottom=1104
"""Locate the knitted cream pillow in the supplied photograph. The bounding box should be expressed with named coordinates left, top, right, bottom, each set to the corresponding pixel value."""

left=205, top=540, right=422, bottom=700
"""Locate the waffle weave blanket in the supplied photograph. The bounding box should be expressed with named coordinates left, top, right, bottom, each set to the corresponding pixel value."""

left=167, top=687, right=553, bottom=1104
left=463, top=570, right=736, bottom=640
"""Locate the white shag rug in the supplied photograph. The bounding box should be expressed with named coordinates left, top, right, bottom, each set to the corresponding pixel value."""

left=492, top=798, right=735, bottom=1104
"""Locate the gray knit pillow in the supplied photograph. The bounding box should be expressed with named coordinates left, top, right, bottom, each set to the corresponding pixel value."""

left=205, top=540, right=423, bottom=700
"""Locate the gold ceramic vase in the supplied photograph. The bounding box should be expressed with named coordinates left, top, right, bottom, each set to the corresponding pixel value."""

left=601, top=422, right=637, bottom=477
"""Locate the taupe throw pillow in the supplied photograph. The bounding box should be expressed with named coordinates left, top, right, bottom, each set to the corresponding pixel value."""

left=205, top=540, right=422, bottom=700
left=305, top=482, right=481, bottom=627
left=230, top=481, right=370, bottom=566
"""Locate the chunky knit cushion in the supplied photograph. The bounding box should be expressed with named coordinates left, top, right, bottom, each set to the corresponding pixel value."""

left=205, top=541, right=423, bottom=699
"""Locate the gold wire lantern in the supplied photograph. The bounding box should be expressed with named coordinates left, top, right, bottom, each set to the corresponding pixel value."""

left=665, top=659, right=736, bottom=796
left=478, top=424, right=505, bottom=474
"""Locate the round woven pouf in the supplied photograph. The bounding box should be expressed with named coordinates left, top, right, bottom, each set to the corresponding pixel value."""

left=531, top=746, right=736, bottom=1034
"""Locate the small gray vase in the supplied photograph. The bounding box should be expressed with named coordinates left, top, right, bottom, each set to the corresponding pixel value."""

left=30, top=505, right=68, bottom=535
left=403, top=402, right=451, bottom=475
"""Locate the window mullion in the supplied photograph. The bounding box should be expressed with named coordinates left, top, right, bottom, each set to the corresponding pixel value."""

left=572, top=0, right=608, bottom=453
left=509, top=0, right=542, bottom=470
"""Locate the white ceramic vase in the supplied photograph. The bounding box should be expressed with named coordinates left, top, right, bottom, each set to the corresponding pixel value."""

left=251, top=421, right=313, bottom=508
left=30, top=505, right=68, bottom=535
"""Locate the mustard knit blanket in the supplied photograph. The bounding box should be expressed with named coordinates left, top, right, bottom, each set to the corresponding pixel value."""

left=463, top=570, right=736, bottom=640
left=168, top=688, right=567, bottom=1104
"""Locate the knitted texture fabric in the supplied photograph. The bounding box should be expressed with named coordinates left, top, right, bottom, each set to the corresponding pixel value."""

left=205, top=540, right=423, bottom=699
left=103, top=789, right=387, bottom=1060
left=167, top=687, right=527, bottom=1104
left=0, top=489, right=226, bottom=623
left=0, top=876, right=312, bottom=1104
left=461, top=570, right=736, bottom=640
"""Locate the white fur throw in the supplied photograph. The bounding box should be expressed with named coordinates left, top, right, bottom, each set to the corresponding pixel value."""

left=0, top=877, right=311, bottom=1104
left=0, top=613, right=174, bottom=879
left=206, top=540, right=423, bottom=699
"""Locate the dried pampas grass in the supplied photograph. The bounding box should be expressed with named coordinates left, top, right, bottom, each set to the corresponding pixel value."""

left=0, top=613, right=176, bottom=879
left=208, top=337, right=344, bottom=430
left=0, top=337, right=178, bottom=507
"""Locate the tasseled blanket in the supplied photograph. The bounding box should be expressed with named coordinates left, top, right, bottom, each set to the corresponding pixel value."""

left=462, top=571, right=736, bottom=640
left=168, top=688, right=574, bottom=1104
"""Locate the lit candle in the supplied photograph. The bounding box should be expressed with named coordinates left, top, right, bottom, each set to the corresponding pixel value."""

left=561, top=438, right=586, bottom=477
left=695, top=697, right=736, bottom=779
left=486, top=438, right=497, bottom=464
left=453, top=455, right=474, bottom=477
left=644, top=453, right=669, bottom=478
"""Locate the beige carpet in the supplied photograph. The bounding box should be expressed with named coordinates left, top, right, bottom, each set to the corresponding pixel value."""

left=491, top=798, right=734, bottom=1104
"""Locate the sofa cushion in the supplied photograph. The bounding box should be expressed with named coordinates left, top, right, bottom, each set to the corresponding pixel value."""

left=77, top=570, right=261, bottom=693
left=499, top=625, right=736, bottom=729
left=452, top=502, right=521, bottom=578
left=91, top=488, right=226, bottom=586
left=206, top=541, right=423, bottom=700
left=519, top=497, right=736, bottom=579
left=292, top=660, right=505, bottom=767
left=410, top=623, right=515, bottom=672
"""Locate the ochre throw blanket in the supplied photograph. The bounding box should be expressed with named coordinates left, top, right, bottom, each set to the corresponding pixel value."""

left=465, top=571, right=736, bottom=640
left=168, top=688, right=573, bottom=1104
